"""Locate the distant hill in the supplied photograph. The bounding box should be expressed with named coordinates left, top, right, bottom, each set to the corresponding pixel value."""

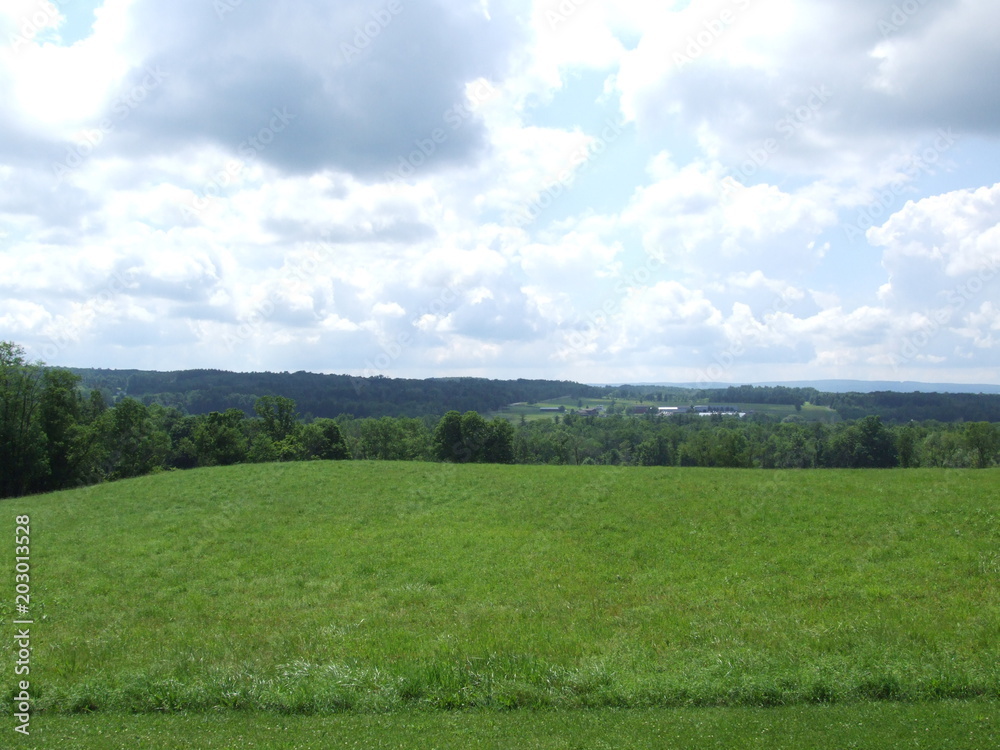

left=68, top=368, right=608, bottom=419
left=752, top=380, right=1000, bottom=394
left=607, top=380, right=1000, bottom=394
left=591, top=382, right=1000, bottom=423
left=64, top=367, right=1000, bottom=423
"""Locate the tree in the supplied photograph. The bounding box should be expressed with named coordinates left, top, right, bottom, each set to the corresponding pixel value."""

left=0, top=342, right=48, bottom=497
left=636, top=435, right=673, bottom=466
left=855, top=415, right=898, bottom=468
left=825, top=416, right=897, bottom=468
left=896, top=423, right=920, bottom=468
left=302, top=419, right=352, bottom=460
left=433, top=411, right=514, bottom=464
left=763, top=424, right=817, bottom=469
left=246, top=432, right=279, bottom=464
left=459, top=411, right=489, bottom=462
left=96, top=398, right=170, bottom=479
left=919, top=428, right=972, bottom=468
left=965, top=422, right=998, bottom=469
left=274, top=435, right=306, bottom=462
left=165, top=412, right=200, bottom=469
left=194, top=409, right=248, bottom=466
left=84, top=389, right=108, bottom=422
left=712, top=429, right=753, bottom=468
left=254, top=396, right=298, bottom=443
left=254, top=396, right=303, bottom=461
left=433, top=411, right=465, bottom=462
left=356, top=417, right=404, bottom=460
left=482, top=418, right=515, bottom=464
left=39, top=368, right=85, bottom=490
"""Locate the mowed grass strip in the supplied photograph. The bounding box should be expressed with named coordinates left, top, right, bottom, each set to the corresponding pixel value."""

left=18, top=701, right=1000, bottom=750
left=4, top=463, right=999, bottom=713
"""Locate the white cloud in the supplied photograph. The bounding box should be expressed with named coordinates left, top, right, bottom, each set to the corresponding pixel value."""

left=2, top=0, right=136, bottom=136
left=621, top=154, right=835, bottom=277
left=0, top=299, right=51, bottom=335
left=959, top=302, right=1000, bottom=350
left=2, top=0, right=1000, bottom=383
left=869, top=182, right=1000, bottom=279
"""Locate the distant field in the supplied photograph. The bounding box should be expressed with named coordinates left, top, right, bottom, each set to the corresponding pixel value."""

left=737, top=401, right=839, bottom=422
left=4, top=462, right=998, bottom=723
left=495, top=398, right=839, bottom=422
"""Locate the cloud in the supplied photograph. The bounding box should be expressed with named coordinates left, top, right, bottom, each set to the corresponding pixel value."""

left=96, top=0, right=521, bottom=177
left=869, top=0, right=1000, bottom=132
left=3, top=0, right=1000, bottom=383
left=614, top=0, right=996, bottom=186
left=620, top=153, right=835, bottom=278
left=870, top=181, right=1000, bottom=280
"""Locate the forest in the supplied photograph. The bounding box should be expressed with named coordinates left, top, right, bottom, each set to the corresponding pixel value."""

left=3, top=342, right=998, bottom=499
left=69, top=367, right=1000, bottom=423
left=67, top=366, right=608, bottom=418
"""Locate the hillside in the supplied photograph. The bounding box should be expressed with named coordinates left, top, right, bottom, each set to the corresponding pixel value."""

left=65, top=367, right=1000, bottom=423
left=8, top=462, right=999, bottom=715
left=68, top=368, right=607, bottom=418
left=653, top=380, right=1000, bottom=395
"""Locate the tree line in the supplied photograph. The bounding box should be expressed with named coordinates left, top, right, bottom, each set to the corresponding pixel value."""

left=3, top=343, right=999, bottom=499
left=510, top=411, right=997, bottom=470
left=67, top=367, right=607, bottom=419
left=69, top=368, right=1000, bottom=424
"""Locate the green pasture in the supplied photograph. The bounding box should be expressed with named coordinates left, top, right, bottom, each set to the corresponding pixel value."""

left=4, top=462, right=997, bottom=719
left=495, top=397, right=838, bottom=422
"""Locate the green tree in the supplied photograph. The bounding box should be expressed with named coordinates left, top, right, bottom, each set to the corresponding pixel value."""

left=636, top=434, right=673, bottom=466
left=164, top=413, right=200, bottom=469
left=896, top=423, right=920, bottom=468
left=302, top=419, right=352, bottom=460
left=459, top=411, right=489, bottom=462
left=97, top=398, right=170, bottom=479
left=482, top=418, right=515, bottom=464
left=356, top=417, right=405, bottom=460
left=67, top=388, right=114, bottom=487
left=965, top=422, right=998, bottom=469
left=0, top=342, right=48, bottom=497
left=433, top=410, right=465, bottom=462
left=763, top=425, right=817, bottom=469
left=246, top=433, right=279, bottom=464
left=84, top=389, right=108, bottom=422
left=254, top=396, right=304, bottom=461
left=825, top=416, right=897, bottom=468
left=712, top=429, right=753, bottom=468
left=432, top=411, right=513, bottom=464
left=38, top=368, right=85, bottom=490
left=194, top=409, right=248, bottom=466
left=919, top=428, right=972, bottom=468
left=254, top=395, right=298, bottom=443
left=678, top=429, right=713, bottom=467
left=855, top=415, right=898, bottom=468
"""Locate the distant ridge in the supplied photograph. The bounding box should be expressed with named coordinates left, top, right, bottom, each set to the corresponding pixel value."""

left=598, top=380, right=1000, bottom=394
left=753, top=380, right=1000, bottom=394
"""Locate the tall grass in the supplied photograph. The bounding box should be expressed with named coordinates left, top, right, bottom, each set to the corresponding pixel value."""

left=4, top=463, right=998, bottom=713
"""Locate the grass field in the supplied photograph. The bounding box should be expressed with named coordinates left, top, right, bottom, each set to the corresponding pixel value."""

left=3, top=462, right=999, bottom=745
left=495, top=398, right=838, bottom=422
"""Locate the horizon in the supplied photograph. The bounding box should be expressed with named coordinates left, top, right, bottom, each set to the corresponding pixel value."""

left=2, top=1, right=999, bottom=384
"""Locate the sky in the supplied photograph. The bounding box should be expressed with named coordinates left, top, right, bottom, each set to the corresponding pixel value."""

left=1, top=0, right=999, bottom=386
